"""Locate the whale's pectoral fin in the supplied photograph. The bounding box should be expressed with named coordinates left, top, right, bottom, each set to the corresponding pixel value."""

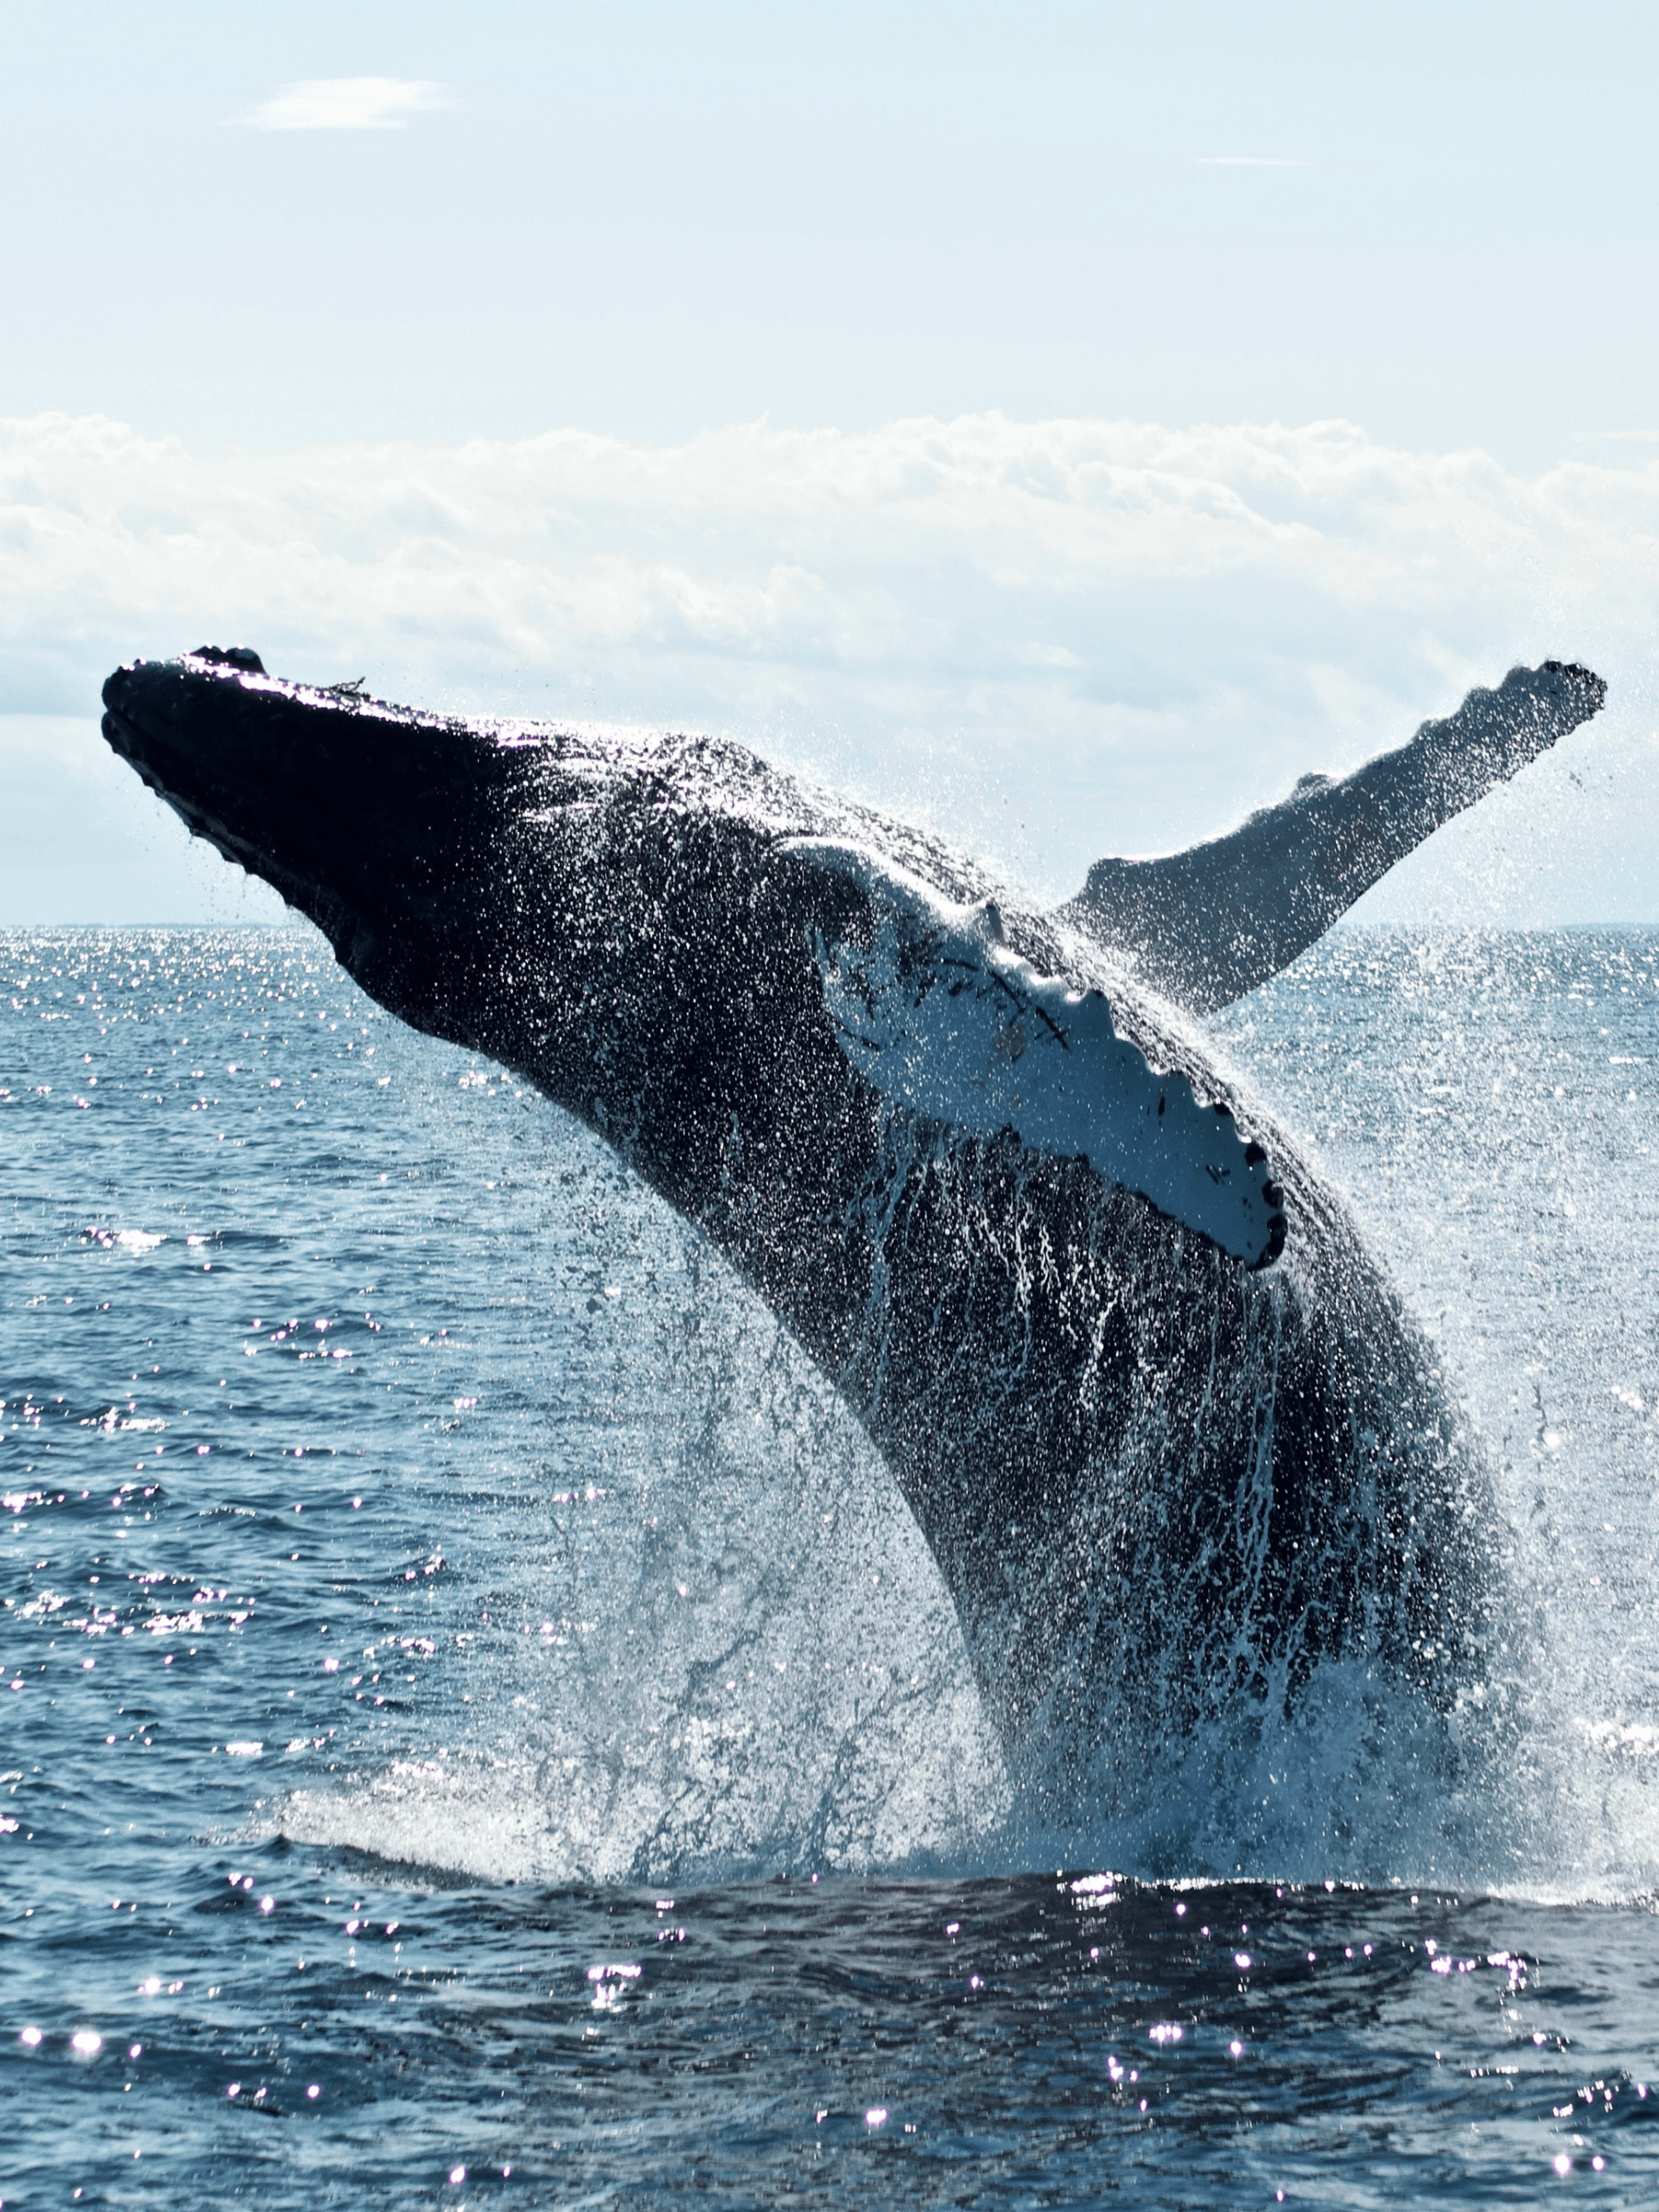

left=1058, top=660, right=1608, bottom=1014
left=785, top=838, right=1287, bottom=1268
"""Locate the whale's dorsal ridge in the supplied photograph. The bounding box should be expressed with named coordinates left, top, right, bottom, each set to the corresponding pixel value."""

left=1062, top=658, right=1608, bottom=1014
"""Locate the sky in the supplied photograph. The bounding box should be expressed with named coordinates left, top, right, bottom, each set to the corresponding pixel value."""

left=2, top=0, right=1656, bottom=925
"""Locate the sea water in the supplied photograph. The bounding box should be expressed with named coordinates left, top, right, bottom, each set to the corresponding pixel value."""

left=3, top=925, right=1658, bottom=2206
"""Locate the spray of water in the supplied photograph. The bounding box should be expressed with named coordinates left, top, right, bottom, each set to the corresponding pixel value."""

left=277, top=926, right=1659, bottom=1897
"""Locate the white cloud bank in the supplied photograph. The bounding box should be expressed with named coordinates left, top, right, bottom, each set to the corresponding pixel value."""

left=1, top=409, right=1656, bottom=922
left=246, top=78, right=450, bottom=131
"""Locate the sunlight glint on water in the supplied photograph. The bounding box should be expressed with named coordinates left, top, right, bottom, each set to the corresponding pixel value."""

left=4, top=925, right=1659, bottom=2207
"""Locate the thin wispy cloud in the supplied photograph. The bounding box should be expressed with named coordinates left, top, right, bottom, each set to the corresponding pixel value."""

left=247, top=78, right=451, bottom=132
left=1195, top=156, right=1308, bottom=168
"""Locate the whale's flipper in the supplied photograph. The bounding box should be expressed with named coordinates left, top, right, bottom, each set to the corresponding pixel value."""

left=1060, top=660, right=1607, bottom=1014
left=792, top=839, right=1287, bottom=1267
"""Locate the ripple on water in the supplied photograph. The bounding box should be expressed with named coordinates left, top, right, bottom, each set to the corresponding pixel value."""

left=5, top=925, right=1659, bottom=2205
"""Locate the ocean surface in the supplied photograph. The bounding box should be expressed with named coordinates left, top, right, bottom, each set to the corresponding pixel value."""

left=4, top=922, right=1659, bottom=2207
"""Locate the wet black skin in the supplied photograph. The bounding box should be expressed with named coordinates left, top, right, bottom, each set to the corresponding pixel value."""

left=102, top=648, right=1493, bottom=1789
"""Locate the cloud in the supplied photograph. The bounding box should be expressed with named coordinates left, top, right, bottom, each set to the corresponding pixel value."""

left=246, top=78, right=451, bottom=132
left=1, top=409, right=1656, bottom=920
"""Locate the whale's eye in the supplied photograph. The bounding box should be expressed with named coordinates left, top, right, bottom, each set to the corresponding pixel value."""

left=189, top=644, right=266, bottom=675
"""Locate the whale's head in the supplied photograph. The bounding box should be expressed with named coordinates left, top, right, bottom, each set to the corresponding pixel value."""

left=101, top=647, right=543, bottom=1036
left=103, top=643, right=1293, bottom=1267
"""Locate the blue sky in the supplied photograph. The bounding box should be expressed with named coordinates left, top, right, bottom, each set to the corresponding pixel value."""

left=11, top=0, right=1659, bottom=460
left=3, top=2, right=1656, bottom=922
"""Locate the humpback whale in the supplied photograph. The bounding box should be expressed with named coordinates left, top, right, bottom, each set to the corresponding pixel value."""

left=99, top=650, right=1605, bottom=1788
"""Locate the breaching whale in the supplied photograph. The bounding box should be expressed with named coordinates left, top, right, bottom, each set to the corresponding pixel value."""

left=100, top=650, right=1605, bottom=1785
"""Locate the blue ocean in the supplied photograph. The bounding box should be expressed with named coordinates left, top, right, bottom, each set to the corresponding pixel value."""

left=4, top=922, right=1658, bottom=2206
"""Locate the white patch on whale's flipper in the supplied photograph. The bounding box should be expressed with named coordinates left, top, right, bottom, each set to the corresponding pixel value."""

left=791, top=840, right=1285, bottom=1267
